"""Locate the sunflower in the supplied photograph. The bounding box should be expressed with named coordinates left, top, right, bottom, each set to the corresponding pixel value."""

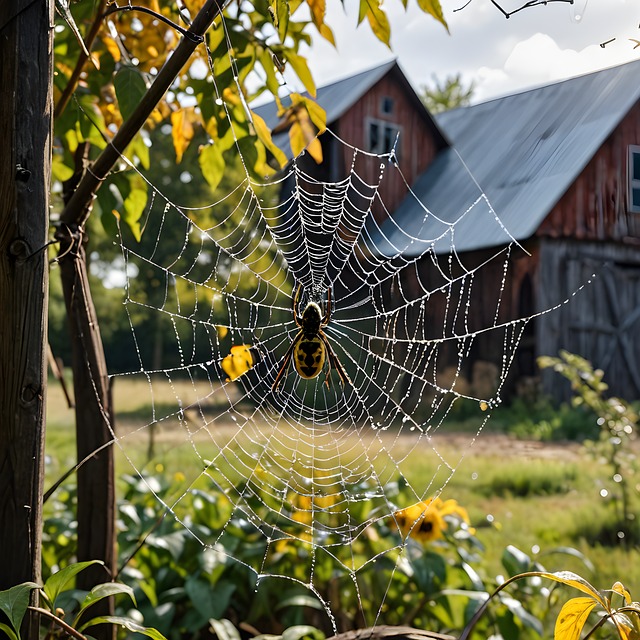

left=392, top=497, right=472, bottom=543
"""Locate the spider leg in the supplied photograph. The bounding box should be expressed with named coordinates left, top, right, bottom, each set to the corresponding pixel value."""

left=272, top=332, right=301, bottom=391
left=293, top=283, right=303, bottom=325
left=319, top=332, right=351, bottom=388
left=321, top=286, right=332, bottom=326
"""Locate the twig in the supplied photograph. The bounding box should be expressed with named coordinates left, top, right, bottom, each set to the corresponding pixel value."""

left=103, top=4, right=199, bottom=40
left=29, top=606, right=88, bottom=640
left=54, top=0, right=108, bottom=119
left=455, top=0, right=574, bottom=18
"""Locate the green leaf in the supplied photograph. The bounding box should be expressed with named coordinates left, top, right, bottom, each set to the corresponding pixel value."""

left=283, top=52, right=316, bottom=97
left=55, top=0, right=92, bottom=59
left=275, top=595, right=324, bottom=611
left=0, top=582, right=39, bottom=636
left=199, top=143, right=226, bottom=192
left=209, top=618, right=242, bottom=640
left=127, top=134, right=150, bottom=170
left=414, top=0, right=449, bottom=33
left=0, top=622, right=19, bottom=640
left=502, top=545, right=531, bottom=577
left=501, top=596, right=543, bottom=635
left=259, top=48, right=281, bottom=97
left=271, top=0, right=289, bottom=41
left=554, top=597, right=597, bottom=640
left=76, top=582, right=136, bottom=623
left=122, top=182, right=148, bottom=242
left=79, top=615, right=168, bottom=639
left=185, top=578, right=235, bottom=620
left=281, top=625, right=326, bottom=640
left=43, top=561, right=102, bottom=609
left=114, top=66, right=147, bottom=121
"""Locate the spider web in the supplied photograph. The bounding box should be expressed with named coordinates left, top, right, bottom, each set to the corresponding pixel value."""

left=93, top=24, right=585, bottom=634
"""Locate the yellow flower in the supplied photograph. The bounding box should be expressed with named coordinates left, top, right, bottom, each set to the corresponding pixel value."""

left=392, top=499, right=446, bottom=543
left=392, top=496, right=473, bottom=543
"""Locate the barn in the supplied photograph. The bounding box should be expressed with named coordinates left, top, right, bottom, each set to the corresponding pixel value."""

left=256, top=58, right=640, bottom=400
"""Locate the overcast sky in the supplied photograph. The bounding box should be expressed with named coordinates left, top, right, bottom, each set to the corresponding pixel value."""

left=293, top=0, right=639, bottom=102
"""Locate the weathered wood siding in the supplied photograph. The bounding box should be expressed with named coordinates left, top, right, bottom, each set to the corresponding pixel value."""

left=537, top=238, right=640, bottom=400
left=336, top=71, right=443, bottom=222
left=398, top=243, right=540, bottom=400
left=538, top=101, right=640, bottom=242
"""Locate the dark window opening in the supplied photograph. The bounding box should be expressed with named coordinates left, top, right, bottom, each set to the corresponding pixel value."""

left=380, top=96, right=394, bottom=114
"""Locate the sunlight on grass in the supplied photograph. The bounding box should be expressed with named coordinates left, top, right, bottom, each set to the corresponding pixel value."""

left=45, top=373, right=640, bottom=599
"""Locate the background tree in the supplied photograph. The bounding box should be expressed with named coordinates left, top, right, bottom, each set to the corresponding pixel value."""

left=419, top=73, right=475, bottom=114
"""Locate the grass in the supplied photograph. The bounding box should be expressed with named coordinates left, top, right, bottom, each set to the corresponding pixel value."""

left=44, top=373, right=640, bottom=601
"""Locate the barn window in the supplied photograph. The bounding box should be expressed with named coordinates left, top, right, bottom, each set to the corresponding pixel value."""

left=367, top=118, right=402, bottom=158
left=628, top=145, right=640, bottom=213
left=380, top=96, right=394, bottom=114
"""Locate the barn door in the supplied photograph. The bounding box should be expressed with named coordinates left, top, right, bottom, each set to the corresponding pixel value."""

left=538, top=240, right=640, bottom=400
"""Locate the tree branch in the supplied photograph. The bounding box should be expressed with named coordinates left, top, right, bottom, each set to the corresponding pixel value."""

left=54, top=0, right=108, bottom=119
left=29, top=607, right=88, bottom=640
left=455, top=0, right=574, bottom=17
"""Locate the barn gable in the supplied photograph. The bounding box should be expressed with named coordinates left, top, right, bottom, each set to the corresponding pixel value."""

left=254, top=60, right=448, bottom=217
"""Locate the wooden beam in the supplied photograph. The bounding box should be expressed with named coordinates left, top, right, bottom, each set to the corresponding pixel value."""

left=0, top=0, right=54, bottom=636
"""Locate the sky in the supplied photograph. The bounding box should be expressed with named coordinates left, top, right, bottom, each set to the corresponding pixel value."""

left=293, top=0, right=640, bottom=103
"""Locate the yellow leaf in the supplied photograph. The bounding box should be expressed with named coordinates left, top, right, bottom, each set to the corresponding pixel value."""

left=171, top=107, right=196, bottom=163
left=318, top=22, right=336, bottom=46
left=305, top=137, right=322, bottom=164
left=415, top=0, right=449, bottom=33
left=251, top=111, right=288, bottom=169
left=538, top=572, right=607, bottom=608
left=305, top=0, right=325, bottom=26
left=221, top=345, right=255, bottom=381
left=284, top=51, right=316, bottom=97
left=359, top=0, right=390, bottom=46
left=611, top=582, right=632, bottom=605
left=298, top=96, right=326, bottom=133
left=216, top=325, right=228, bottom=339
left=555, top=597, right=597, bottom=640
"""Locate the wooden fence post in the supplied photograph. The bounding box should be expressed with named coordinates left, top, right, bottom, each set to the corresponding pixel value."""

left=0, top=0, right=54, bottom=636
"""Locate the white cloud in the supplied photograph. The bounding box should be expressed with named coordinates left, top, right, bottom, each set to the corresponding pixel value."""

left=474, top=31, right=640, bottom=101
left=295, top=0, right=640, bottom=102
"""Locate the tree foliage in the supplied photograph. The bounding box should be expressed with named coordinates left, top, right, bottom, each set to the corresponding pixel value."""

left=419, top=73, right=475, bottom=114
left=52, top=0, right=448, bottom=239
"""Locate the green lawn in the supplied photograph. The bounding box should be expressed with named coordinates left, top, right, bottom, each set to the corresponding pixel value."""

left=44, top=373, right=640, bottom=603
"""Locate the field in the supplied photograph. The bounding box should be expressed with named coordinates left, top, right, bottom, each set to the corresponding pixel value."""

left=45, top=373, right=640, bottom=605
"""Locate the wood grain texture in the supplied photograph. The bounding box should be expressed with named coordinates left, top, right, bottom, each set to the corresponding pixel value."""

left=0, top=0, right=53, bottom=625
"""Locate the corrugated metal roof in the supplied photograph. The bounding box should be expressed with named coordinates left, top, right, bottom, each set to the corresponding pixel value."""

left=376, top=59, right=640, bottom=256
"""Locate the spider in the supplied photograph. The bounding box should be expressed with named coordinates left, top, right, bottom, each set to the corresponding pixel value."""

left=272, top=283, right=351, bottom=391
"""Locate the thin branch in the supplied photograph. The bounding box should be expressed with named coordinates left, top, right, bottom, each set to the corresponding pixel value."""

left=29, top=606, right=88, bottom=640
left=103, top=4, right=198, bottom=40
left=454, top=0, right=574, bottom=17
left=57, top=0, right=230, bottom=231
left=54, top=0, right=108, bottom=119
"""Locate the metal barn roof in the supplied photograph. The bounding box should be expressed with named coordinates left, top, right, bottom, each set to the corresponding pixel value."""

left=378, top=59, right=640, bottom=256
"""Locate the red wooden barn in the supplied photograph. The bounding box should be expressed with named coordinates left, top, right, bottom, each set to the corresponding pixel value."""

left=256, top=59, right=640, bottom=400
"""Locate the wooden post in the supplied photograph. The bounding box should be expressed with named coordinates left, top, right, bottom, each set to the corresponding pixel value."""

left=0, top=0, right=54, bottom=636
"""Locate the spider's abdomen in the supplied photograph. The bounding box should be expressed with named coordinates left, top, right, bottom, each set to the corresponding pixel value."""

left=294, top=336, right=326, bottom=379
